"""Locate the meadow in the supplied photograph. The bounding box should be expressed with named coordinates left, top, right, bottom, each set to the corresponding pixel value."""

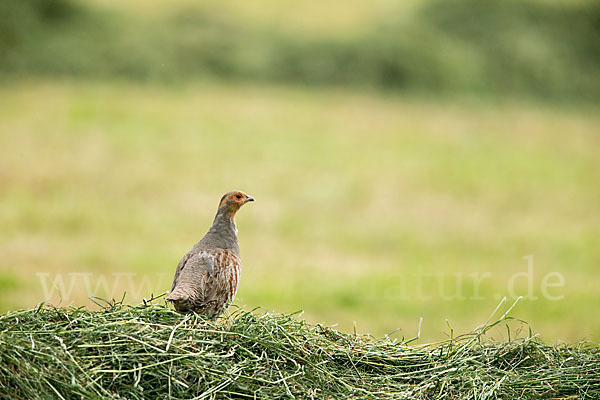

left=2, top=0, right=599, bottom=99
left=1, top=80, right=599, bottom=343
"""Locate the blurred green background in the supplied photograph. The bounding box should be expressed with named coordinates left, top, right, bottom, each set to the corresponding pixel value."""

left=1, top=0, right=599, bottom=343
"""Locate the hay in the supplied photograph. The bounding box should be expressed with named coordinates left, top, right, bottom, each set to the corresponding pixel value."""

left=0, top=297, right=598, bottom=399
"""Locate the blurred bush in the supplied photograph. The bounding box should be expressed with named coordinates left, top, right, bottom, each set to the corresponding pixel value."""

left=1, top=0, right=599, bottom=100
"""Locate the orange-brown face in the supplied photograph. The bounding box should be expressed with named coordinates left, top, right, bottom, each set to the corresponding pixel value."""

left=218, top=190, right=254, bottom=212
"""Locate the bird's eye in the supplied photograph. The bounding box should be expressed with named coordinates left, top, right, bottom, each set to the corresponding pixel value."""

left=236, top=194, right=242, bottom=199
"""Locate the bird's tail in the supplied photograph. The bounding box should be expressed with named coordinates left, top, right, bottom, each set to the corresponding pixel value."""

left=165, top=287, right=188, bottom=303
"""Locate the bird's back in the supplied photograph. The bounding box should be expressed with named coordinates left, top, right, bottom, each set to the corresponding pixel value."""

left=167, top=247, right=241, bottom=316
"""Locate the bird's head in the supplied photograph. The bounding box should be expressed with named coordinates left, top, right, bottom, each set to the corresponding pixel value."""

left=218, top=190, right=254, bottom=218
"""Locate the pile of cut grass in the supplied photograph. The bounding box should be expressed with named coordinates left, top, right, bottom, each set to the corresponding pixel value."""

left=0, top=298, right=598, bottom=399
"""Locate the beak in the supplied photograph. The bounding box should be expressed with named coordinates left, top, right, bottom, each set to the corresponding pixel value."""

left=246, top=196, right=255, bottom=202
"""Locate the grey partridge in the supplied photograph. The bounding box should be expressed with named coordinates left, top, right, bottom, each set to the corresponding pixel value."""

left=166, top=190, right=254, bottom=317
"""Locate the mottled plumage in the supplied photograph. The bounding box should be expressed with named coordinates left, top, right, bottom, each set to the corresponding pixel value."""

left=166, top=191, right=254, bottom=317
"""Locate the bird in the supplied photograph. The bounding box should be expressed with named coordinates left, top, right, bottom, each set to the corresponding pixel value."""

left=166, top=190, right=254, bottom=317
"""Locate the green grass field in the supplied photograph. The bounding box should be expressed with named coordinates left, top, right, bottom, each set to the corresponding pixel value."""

left=1, top=80, right=599, bottom=343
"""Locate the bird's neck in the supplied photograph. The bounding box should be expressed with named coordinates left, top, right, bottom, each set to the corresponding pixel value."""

left=211, top=209, right=238, bottom=235
left=204, top=208, right=239, bottom=251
